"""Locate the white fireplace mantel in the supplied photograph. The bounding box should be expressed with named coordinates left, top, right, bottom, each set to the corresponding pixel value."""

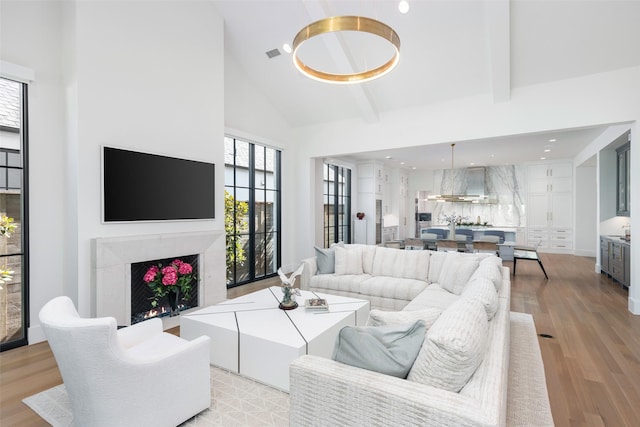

left=92, top=231, right=226, bottom=328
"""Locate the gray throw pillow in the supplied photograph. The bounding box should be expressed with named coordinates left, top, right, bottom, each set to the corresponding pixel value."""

left=332, top=320, right=426, bottom=378
left=315, top=246, right=335, bottom=274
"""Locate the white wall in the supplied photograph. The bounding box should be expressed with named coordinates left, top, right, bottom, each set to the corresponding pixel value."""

left=2, top=0, right=228, bottom=342
left=292, top=67, right=640, bottom=312
left=223, top=52, right=297, bottom=267
left=574, top=164, right=597, bottom=257
left=71, top=0, right=226, bottom=322
left=1, top=0, right=67, bottom=342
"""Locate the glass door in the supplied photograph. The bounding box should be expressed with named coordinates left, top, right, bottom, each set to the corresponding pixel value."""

left=0, top=77, right=29, bottom=351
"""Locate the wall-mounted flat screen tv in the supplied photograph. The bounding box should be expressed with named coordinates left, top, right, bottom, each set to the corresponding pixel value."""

left=103, top=146, right=215, bottom=222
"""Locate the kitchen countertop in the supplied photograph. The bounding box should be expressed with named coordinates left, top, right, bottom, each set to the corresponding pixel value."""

left=429, top=226, right=519, bottom=233
left=602, top=235, right=631, bottom=245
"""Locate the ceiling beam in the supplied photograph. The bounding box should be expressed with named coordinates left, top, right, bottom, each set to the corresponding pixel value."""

left=484, top=0, right=511, bottom=102
left=301, top=0, right=380, bottom=123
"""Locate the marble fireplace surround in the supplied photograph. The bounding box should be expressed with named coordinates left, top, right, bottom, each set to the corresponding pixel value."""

left=92, top=231, right=226, bottom=328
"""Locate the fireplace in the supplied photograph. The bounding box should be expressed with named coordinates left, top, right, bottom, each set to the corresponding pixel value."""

left=93, top=231, right=226, bottom=328
left=130, top=254, right=199, bottom=324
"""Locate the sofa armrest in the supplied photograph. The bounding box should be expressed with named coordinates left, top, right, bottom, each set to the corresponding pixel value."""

left=290, top=355, right=495, bottom=427
left=299, top=257, right=317, bottom=291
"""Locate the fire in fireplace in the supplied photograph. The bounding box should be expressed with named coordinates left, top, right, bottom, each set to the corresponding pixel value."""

left=130, top=254, right=199, bottom=324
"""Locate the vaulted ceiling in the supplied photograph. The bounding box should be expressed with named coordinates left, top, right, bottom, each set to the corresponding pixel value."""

left=214, top=0, right=640, bottom=168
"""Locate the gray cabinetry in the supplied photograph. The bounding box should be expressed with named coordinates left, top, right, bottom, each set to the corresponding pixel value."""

left=600, top=237, right=610, bottom=274
left=600, top=236, right=630, bottom=288
left=616, top=141, right=630, bottom=216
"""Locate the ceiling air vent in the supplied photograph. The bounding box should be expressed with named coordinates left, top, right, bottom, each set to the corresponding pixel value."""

left=265, top=48, right=281, bottom=59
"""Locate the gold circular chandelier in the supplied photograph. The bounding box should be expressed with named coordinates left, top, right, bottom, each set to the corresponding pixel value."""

left=292, top=16, right=401, bottom=84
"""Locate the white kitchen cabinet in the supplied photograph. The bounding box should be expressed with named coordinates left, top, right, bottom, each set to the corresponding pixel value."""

left=526, top=162, right=573, bottom=252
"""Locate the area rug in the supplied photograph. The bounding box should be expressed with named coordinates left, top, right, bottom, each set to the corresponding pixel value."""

left=24, top=314, right=551, bottom=427
left=23, top=366, right=290, bottom=427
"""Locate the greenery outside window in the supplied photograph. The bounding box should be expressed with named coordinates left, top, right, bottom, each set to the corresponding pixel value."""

left=323, top=163, right=351, bottom=247
left=0, top=77, right=29, bottom=351
left=224, top=136, right=281, bottom=287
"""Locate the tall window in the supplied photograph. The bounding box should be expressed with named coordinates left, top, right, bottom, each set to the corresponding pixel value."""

left=224, top=136, right=281, bottom=287
left=0, top=77, right=29, bottom=351
left=323, top=163, right=351, bottom=247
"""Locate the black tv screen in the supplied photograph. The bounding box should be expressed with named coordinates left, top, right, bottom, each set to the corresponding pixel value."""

left=103, top=146, right=215, bottom=222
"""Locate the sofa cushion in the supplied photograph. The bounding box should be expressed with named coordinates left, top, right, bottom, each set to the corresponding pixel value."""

left=438, top=252, right=480, bottom=295
left=314, top=246, right=336, bottom=274
left=310, top=273, right=371, bottom=295
left=359, top=276, right=429, bottom=306
left=402, top=285, right=460, bottom=311
left=470, top=256, right=503, bottom=292
left=368, top=307, right=442, bottom=328
left=461, top=277, right=499, bottom=320
left=407, top=297, right=489, bottom=392
left=372, top=246, right=430, bottom=281
left=335, top=246, right=364, bottom=275
left=332, top=321, right=427, bottom=379
left=345, top=244, right=377, bottom=274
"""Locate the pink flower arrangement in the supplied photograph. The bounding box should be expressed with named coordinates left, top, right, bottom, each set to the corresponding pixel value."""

left=144, top=259, right=196, bottom=308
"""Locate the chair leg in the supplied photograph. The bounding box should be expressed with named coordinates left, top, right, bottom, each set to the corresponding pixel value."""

left=513, top=257, right=517, bottom=275
left=537, top=258, right=549, bottom=280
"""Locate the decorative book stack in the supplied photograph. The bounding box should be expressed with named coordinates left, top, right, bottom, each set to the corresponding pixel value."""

left=305, top=298, right=329, bottom=312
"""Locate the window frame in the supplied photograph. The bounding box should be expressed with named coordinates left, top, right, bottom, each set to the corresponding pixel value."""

left=0, top=78, right=29, bottom=351
left=224, top=136, right=281, bottom=288
left=323, top=163, right=351, bottom=247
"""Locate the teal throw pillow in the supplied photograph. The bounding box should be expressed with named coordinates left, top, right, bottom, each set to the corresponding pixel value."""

left=331, top=320, right=426, bottom=378
left=315, top=246, right=335, bottom=274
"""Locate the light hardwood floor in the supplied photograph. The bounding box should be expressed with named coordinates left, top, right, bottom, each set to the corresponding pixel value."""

left=1, top=254, right=639, bottom=426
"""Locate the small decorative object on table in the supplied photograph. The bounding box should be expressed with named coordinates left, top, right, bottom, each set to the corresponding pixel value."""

left=277, top=264, right=304, bottom=310
left=440, top=212, right=470, bottom=240
left=356, top=212, right=365, bottom=220
left=305, top=298, right=329, bottom=311
left=143, top=258, right=195, bottom=316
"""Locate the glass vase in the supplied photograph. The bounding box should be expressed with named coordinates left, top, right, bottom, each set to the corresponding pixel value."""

left=167, top=289, right=180, bottom=317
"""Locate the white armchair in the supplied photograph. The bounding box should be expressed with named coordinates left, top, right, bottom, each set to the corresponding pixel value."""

left=39, top=296, right=211, bottom=427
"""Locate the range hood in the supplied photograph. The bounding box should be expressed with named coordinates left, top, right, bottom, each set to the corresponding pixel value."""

left=427, top=167, right=496, bottom=204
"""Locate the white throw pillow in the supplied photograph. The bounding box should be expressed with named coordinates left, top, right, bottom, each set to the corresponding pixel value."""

left=407, top=297, right=489, bottom=392
left=438, top=252, right=480, bottom=295
left=461, top=277, right=499, bottom=320
left=372, top=247, right=430, bottom=281
left=346, top=244, right=377, bottom=274
left=367, top=307, right=442, bottom=328
left=427, top=251, right=447, bottom=283
left=470, top=256, right=503, bottom=292
left=334, top=246, right=364, bottom=275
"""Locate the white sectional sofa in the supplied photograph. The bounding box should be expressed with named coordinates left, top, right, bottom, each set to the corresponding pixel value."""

left=290, top=244, right=525, bottom=427
left=300, top=244, right=509, bottom=311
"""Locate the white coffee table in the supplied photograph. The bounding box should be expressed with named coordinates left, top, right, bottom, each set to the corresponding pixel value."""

left=180, top=286, right=369, bottom=392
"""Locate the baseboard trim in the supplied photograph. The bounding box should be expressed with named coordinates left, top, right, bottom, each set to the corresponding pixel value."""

left=574, top=250, right=597, bottom=257
left=28, top=325, right=46, bottom=345
left=629, top=296, right=640, bottom=315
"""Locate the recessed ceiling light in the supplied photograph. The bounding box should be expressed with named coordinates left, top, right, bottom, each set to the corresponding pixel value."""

left=540, top=157, right=547, bottom=160
left=548, top=139, right=556, bottom=142
left=470, top=162, right=475, bottom=166
left=385, top=155, right=392, bottom=159
left=399, top=0, right=410, bottom=14
left=544, top=149, right=551, bottom=152
left=400, top=161, right=405, bottom=165
left=282, top=43, right=292, bottom=54
left=412, top=166, right=417, bottom=170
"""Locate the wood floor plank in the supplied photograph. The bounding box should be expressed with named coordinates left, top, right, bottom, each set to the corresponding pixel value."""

left=2, top=255, right=639, bottom=426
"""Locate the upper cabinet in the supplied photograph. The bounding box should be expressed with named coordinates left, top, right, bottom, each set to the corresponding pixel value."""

left=616, top=142, right=630, bottom=217
left=526, top=161, right=573, bottom=252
